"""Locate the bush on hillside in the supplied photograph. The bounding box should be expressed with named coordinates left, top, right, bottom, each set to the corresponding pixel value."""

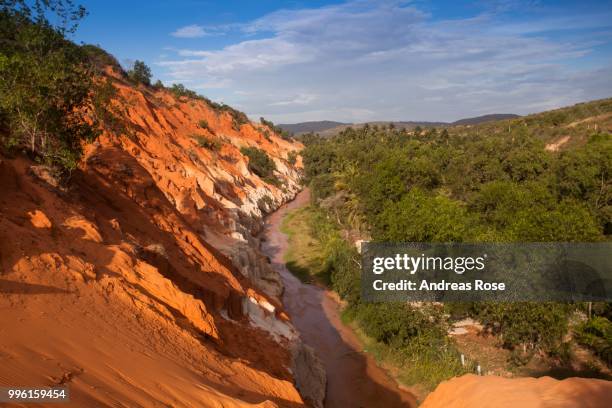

left=198, top=119, right=212, bottom=132
left=81, top=44, right=124, bottom=74
left=287, top=150, right=298, bottom=166
left=260, top=116, right=294, bottom=140
left=170, top=83, right=202, bottom=100
left=128, top=60, right=151, bottom=86
left=475, top=302, right=571, bottom=355
left=575, top=317, right=612, bottom=365
left=191, top=134, right=221, bottom=150
left=240, top=146, right=279, bottom=182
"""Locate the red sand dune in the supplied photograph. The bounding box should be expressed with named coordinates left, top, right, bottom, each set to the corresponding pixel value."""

left=421, top=374, right=612, bottom=408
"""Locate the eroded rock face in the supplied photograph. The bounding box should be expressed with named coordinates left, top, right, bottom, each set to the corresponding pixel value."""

left=291, top=341, right=327, bottom=408
left=0, top=71, right=308, bottom=407
left=232, top=242, right=284, bottom=298
left=84, top=69, right=302, bottom=298
left=243, top=293, right=297, bottom=341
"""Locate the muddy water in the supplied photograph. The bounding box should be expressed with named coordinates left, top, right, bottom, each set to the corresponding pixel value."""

left=262, top=189, right=416, bottom=408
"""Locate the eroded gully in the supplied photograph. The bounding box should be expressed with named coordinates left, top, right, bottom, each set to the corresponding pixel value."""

left=262, top=188, right=417, bottom=408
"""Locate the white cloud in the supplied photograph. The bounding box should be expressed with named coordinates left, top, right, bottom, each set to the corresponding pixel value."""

left=159, top=1, right=612, bottom=122
left=171, top=24, right=207, bottom=38
left=270, top=93, right=317, bottom=107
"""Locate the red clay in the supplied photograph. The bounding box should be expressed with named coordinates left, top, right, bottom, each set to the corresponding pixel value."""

left=421, top=374, right=612, bottom=408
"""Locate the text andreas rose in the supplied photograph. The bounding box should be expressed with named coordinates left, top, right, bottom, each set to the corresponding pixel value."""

left=372, top=279, right=505, bottom=291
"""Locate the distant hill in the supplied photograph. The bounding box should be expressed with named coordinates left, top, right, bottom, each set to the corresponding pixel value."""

left=278, top=121, right=348, bottom=134
left=451, top=114, right=520, bottom=126
left=446, top=98, right=612, bottom=149
left=281, top=114, right=519, bottom=136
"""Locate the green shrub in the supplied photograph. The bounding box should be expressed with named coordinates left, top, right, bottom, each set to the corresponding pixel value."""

left=170, top=83, right=202, bottom=100
left=127, top=60, right=151, bottom=86
left=240, top=146, right=277, bottom=179
left=191, top=134, right=220, bottom=150
left=260, top=116, right=293, bottom=140
left=287, top=151, right=298, bottom=166
left=575, top=317, right=612, bottom=365
left=260, top=117, right=275, bottom=129
left=398, top=332, right=469, bottom=389
left=309, top=173, right=335, bottom=202
left=198, top=119, right=211, bottom=131
left=374, top=188, right=472, bottom=242
left=475, top=302, right=571, bottom=354
left=355, top=303, right=433, bottom=346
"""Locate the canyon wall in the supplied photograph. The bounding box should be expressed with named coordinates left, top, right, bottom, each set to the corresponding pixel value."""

left=0, top=70, right=324, bottom=407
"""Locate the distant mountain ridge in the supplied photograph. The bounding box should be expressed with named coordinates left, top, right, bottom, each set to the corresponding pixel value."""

left=451, top=114, right=519, bottom=125
left=278, top=121, right=349, bottom=134
left=279, top=114, right=520, bottom=136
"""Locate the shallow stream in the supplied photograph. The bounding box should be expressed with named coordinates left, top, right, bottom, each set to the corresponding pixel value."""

left=262, top=189, right=416, bottom=408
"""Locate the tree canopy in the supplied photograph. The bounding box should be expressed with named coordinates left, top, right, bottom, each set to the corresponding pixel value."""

left=0, top=0, right=113, bottom=173
left=300, top=105, right=611, bottom=377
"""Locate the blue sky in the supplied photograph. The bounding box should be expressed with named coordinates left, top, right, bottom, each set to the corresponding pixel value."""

left=73, top=0, right=612, bottom=123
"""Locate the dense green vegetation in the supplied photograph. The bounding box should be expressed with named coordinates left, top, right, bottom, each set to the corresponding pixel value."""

left=0, top=0, right=115, bottom=173
left=304, top=122, right=610, bottom=242
left=299, top=100, right=612, bottom=388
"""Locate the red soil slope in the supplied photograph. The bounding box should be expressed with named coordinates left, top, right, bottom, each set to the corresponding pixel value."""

left=0, top=71, right=308, bottom=407
left=421, top=374, right=612, bottom=408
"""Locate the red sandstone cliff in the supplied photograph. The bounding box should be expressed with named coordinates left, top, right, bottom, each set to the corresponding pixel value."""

left=0, top=70, right=323, bottom=407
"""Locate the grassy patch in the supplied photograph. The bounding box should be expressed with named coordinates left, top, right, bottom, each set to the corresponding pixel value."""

left=280, top=206, right=329, bottom=284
